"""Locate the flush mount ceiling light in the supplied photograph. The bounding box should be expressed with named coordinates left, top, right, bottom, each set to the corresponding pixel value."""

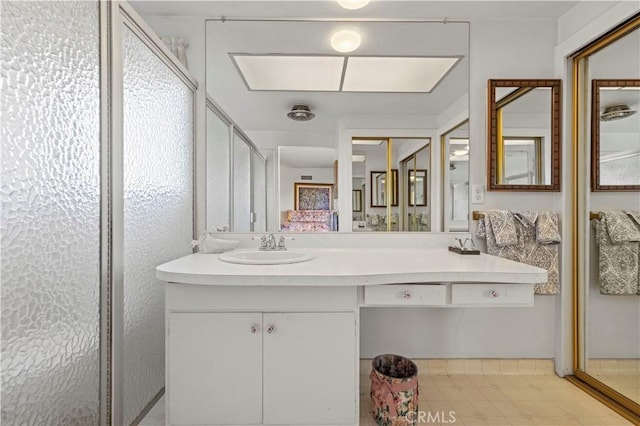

left=232, top=55, right=344, bottom=91
left=337, top=0, right=371, bottom=10
left=342, top=56, right=460, bottom=92
left=287, top=104, right=315, bottom=121
left=330, top=30, right=361, bottom=53
left=600, top=104, right=637, bottom=121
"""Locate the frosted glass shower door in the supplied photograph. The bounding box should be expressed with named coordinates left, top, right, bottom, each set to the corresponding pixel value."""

left=1, top=1, right=101, bottom=424
left=122, top=25, right=194, bottom=425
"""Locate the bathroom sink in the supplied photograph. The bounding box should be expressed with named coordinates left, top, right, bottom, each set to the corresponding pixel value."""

left=218, top=249, right=315, bottom=265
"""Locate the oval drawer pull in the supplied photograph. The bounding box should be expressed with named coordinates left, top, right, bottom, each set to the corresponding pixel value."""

left=250, top=324, right=259, bottom=334
left=401, top=291, right=412, bottom=300
left=489, top=290, right=500, bottom=298
left=266, top=325, right=276, bottom=334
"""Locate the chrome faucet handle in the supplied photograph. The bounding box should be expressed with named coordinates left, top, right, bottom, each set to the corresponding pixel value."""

left=267, top=234, right=276, bottom=249
left=278, top=236, right=286, bottom=249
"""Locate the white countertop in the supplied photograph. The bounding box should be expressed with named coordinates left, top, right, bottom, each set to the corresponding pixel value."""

left=156, top=248, right=547, bottom=286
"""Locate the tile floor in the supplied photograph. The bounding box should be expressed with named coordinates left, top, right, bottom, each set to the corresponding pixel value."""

left=140, top=360, right=633, bottom=425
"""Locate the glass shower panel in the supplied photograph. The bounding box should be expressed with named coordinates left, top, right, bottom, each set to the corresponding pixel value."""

left=206, top=107, right=231, bottom=231
left=252, top=151, right=267, bottom=232
left=233, top=132, right=252, bottom=231
left=122, top=26, right=194, bottom=425
left=1, top=1, right=101, bottom=424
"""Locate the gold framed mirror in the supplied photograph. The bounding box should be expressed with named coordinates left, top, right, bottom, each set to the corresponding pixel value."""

left=591, top=79, right=640, bottom=191
left=488, top=79, right=562, bottom=191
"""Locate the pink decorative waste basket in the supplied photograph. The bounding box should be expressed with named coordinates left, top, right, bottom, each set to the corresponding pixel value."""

left=370, top=354, right=419, bottom=426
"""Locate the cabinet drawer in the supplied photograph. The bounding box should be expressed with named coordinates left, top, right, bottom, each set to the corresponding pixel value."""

left=451, top=283, right=533, bottom=306
left=364, top=284, right=448, bottom=306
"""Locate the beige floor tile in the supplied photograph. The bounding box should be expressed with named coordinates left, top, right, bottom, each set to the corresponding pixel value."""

left=460, top=387, right=488, bottom=401
left=353, top=369, right=629, bottom=426
left=441, top=386, right=468, bottom=401
left=502, top=387, right=531, bottom=401
left=484, top=416, right=514, bottom=425
left=543, top=416, right=582, bottom=425
left=449, top=400, right=478, bottom=417
left=519, top=386, right=551, bottom=401
left=456, top=415, right=490, bottom=425
left=450, top=376, right=476, bottom=388
left=469, top=400, right=502, bottom=417
left=420, top=385, right=447, bottom=401
left=505, top=416, right=536, bottom=425
left=492, top=399, right=523, bottom=417
left=419, top=399, right=453, bottom=413
left=479, top=386, right=510, bottom=401
left=511, top=400, right=542, bottom=417
left=534, top=400, right=567, bottom=417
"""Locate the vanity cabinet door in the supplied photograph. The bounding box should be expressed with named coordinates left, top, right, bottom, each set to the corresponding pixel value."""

left=262, top=312, right=356, bottom=425
left=168, top=312, right=263, bottom=425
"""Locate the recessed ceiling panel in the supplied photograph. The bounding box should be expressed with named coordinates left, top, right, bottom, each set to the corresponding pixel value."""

left=342, top=56, right=461, bottom=92
left=232, top=55, right=345, bottom=91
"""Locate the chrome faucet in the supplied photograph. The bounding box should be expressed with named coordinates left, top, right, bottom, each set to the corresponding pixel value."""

left=258, top=234, right=290, bottom=251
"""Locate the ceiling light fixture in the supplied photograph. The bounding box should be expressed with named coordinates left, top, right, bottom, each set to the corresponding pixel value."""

left=337, top=0, right=371, bottom=10
left=330, top=30, right=361, bottom=53
left=287, top=104, right=315, bottom=122
left=600, top=104, right=637, bottom=121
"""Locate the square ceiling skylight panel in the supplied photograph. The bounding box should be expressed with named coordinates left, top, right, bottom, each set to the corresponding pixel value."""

left=342, top=57, right=460, bottom=92
left=232, top=55, right=345, bottom=91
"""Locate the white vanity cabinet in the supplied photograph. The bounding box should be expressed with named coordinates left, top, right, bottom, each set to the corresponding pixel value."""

left=165, top=284, right=358, bottom=426
left=168, top=312, right=263, bottom=425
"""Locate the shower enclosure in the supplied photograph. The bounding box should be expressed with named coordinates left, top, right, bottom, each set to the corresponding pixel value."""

left=1, top=2, right=196, bottom=424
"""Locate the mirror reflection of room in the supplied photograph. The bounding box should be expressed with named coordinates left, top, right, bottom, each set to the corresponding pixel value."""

left=352, top=137, right=430, bottom=232
left=592, top=79, right=640, bottom=189
left=205, top=19, right=469, bottom=232
left=278, top=146, right=337, bottom=232
left=441, top=120, right=470, bottom=232
left=584, top=25, right=640, bottom=406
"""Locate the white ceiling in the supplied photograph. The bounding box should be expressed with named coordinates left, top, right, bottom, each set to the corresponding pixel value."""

left=131, top=1, right=580, bottom=134
left=205, top=19, right=469, bottom=132
left=131, top=1, right=576, bottom=21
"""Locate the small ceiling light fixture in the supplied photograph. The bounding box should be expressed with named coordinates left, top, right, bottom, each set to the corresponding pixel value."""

left=287, top=104, right=315, bottom=122
left=337, top=0, right=371, bottom=9
left=600, top=104, right=637, bottom=121
left=331, top=30, right=361, bottom=53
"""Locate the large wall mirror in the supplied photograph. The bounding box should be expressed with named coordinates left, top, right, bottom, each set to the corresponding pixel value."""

left=488, top=79, right=561, bottom=191
left=205, top=19, right=469, bottom=232
left=574, top=20, right=640, bottom=416
left=591, top=79, right=640, bottom=191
